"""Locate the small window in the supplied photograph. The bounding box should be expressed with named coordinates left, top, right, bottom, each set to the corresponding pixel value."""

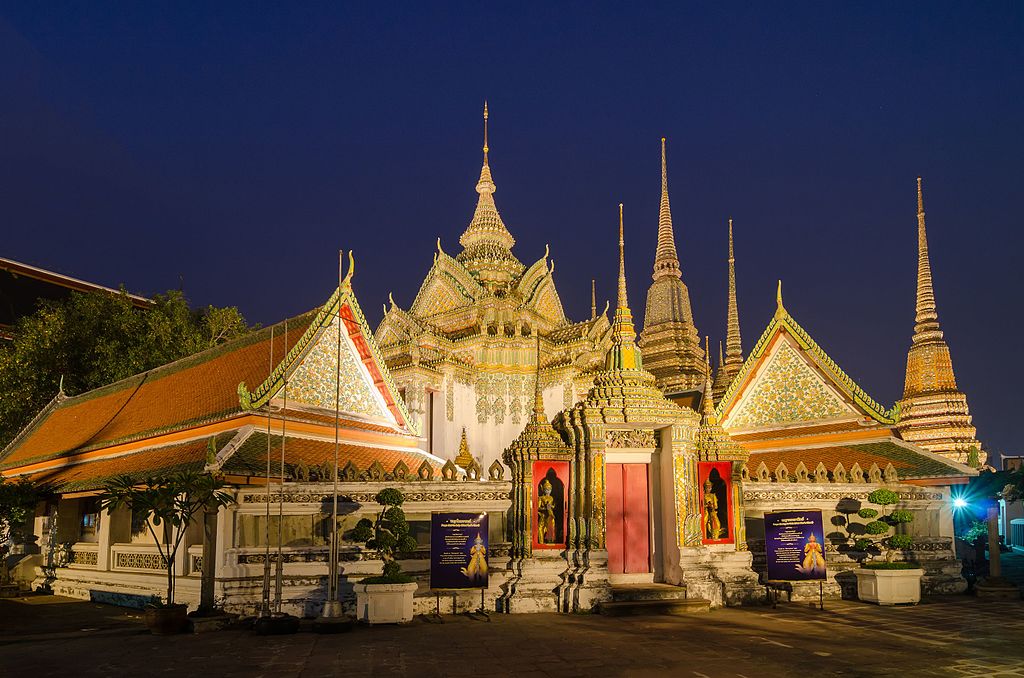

left=79, top=498, right=101, bottom=542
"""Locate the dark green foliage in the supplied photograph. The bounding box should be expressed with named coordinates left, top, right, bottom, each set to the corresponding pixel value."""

left=887, top=534, right=914, bottom=550
left=857, top=508, right=879, bottom=519
left=0, top=289, right=251, bottom=447
left=853, top=538, right=874, bottom=551
left=99, top=471, right=234, bottom=606
left=960, top=520, right=988, bottom=542
left=865, top=520, right=891, bottom=535
left=355, top=488, right=417, bottom=584
left=0, top=477, right=41, bottom=585
left=889, top=509, right=914, bottom=524
left=867, top=488, right=899, bottom=506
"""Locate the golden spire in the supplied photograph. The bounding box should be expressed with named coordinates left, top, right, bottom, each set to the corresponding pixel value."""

left=718, top=340, right=724, bottom=373
left=653, top=137, right=682, bottom=281
left=724, top=218, right=743, bottom=367
left=591, top=278, right=597, bottom=319
left=701, top=336, right=717, bottom=421
left=606, top=204, right=643, bottom=371
left=458, top=103, right=518, bottom=268
left=454, top=427, right=474, bottom=470
left=912, top=177, right=941, bottom=342
left=775, top=279, right=785, bottom=317
left=618, top=203, right=629, bottom=311
left=533, top=335, right=546, bottom=423
left=482, top=101, right=489, bottom=165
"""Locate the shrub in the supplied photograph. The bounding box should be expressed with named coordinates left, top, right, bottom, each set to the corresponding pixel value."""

left=352, top=488, right=418, bottom=584
left=867, top=488, right=899, bottom=506
left=857, top=508, right=878, bottom=519
left=889, top=509, right=914, bottom=524
left=865, top=520, right=891, bottom=535
left=887, top=534, right=914, bottom=550
left=862, top=561, right=920, bottom=570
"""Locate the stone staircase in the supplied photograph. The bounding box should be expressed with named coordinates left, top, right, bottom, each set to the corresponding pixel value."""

left=599, top=583, right=710, bottom=616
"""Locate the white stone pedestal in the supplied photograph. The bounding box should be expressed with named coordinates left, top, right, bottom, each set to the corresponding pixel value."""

left=354, top=582, right=418, bottom=624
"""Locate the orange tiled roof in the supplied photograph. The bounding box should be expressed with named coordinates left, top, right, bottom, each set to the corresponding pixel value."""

left=745, top=439, right=970, bottom=480
left=729, top=420, right=877, bottom=442
left=0, top=313, right=316, bottom=470
left=221, top=432, right=443, bottom=480
left=23, top=438, right=212, bottom=492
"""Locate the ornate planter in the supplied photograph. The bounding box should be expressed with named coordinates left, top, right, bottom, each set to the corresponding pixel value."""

left=855, top=568, right=924, bottom=605
left=143, top=603, right=189, bottom=634
left=354, top=582, right=417, bottom=624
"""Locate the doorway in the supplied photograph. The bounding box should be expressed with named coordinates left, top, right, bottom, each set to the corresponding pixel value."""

left=605, top=462, right=651, bottom=575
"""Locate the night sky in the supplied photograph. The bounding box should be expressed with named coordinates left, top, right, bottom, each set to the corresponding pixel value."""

left=2, top=4, right=1021, bottom=457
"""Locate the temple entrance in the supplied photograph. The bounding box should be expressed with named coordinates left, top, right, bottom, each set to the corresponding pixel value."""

left=605, top=462, right=651, bottom=576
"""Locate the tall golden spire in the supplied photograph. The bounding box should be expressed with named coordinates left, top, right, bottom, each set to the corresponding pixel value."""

left=724, top=218, right=743, bottom=368
left=718, top=341, right=724, bottom=374
left=912, top=177, right=941, bottom=341
left=653, top=137, right=682, bottom=281
left=482, top=100, right=489, bottom=165
left=701, top=337, right=717, bottom=421
left=591, top=278, right=597, bottom=320
left=897, top=177, right=980, bottom=463
left=606, top=204, right=643, bottom=371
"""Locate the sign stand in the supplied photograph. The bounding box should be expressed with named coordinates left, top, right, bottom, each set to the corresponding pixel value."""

left=819, top=580, right=824, bottom=611
left=420, top=592, right=444, bottom=624
left=464, top=587, right=490, bottom=622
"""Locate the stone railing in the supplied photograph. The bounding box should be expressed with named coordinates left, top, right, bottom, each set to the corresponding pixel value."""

left=68, top=542, right=98, bottom=568
left=111, top=544, right=165, bottom=572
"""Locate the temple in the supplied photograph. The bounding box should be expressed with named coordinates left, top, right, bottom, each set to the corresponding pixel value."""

left=374, top=105, right=611, bottom=468
left=0, top=113, right=985, bottom=615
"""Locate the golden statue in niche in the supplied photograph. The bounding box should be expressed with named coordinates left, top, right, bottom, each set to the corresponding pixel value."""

left=537, top=478, right=557, bottom=544
left=703, top=479, right=723, bottom=540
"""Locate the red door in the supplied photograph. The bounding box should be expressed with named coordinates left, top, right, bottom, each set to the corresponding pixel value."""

left=605, top=463, right=651, bottom=574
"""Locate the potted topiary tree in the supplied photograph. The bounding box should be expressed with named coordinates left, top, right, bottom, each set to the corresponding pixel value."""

left=350, top=488, right=419, bottom=624
left=99, top=471, right=234, bottom=634
left=850, top=488, right=924, bottom=605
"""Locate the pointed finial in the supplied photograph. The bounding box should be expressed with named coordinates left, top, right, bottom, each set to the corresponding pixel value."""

left=482, top=101, right=489, bottom=165
left=917, top=176, right=924, bottom=216
left=58, top=374, right=65, bottom=396
left=617, top=203, right=628, bottom=310
left=591, top=278, right=597, bottom=320
left=718, top=340, right=724, bottom=370
left=533, top=335, right=545, bottom=421
left=724, top=218, right=743, bottom=366
left=775, top=279, right=785, bottom=316
left=341, top=250, right=355, bottom=287
left=702, top=336, right=717, bottom=418
left=661, top=137, right=668, bottom=191
left=388, top=291, right=395, bottom=307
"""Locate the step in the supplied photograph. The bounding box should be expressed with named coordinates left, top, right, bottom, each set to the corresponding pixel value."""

left=599, top=597, right=711, bottom=617
left=610, top=583, right=689, bottom=602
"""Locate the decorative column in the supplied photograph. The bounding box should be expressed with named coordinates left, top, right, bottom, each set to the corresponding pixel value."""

left=976, top=501, right=1019, bottom=598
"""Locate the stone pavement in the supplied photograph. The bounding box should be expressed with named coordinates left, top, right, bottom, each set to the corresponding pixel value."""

left=1, top=595, right=1023, bottom=677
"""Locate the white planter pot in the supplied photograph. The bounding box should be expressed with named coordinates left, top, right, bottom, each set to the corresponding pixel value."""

left=854, top=568, right=924, bottom=605
left=354, top=582, right=418, bottom=624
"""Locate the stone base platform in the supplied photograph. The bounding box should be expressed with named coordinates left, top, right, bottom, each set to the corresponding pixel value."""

left=599, top=583, right=710, bottom=616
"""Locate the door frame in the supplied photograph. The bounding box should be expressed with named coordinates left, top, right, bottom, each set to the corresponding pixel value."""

left=605, top=449, right=663, bottom=584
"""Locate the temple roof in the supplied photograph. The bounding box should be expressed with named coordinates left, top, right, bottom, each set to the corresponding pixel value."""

left=745, top=438, right=975, bottom=481
left=1, top=264, right=414, bottom=475
left=717, top=284, right=898, bottom=430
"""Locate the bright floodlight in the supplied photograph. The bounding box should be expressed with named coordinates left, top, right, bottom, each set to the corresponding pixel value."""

left=953, top=497, right=968, bottom=509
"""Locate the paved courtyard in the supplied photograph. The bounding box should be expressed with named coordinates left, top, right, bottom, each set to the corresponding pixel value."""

left=2, top=593, right=1023, bottom=678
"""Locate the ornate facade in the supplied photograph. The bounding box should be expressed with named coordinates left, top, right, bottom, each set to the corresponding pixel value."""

left=374, top=107, right=611, bottom=468
left=639, top=139, right=704, bottom=394
left=895, top=179, right=982, bottom=464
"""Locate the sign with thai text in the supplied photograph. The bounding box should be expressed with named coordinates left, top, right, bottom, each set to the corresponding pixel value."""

left=429, top=512, right=488, bottom=590
left=764, top=510, right=827, bottom=581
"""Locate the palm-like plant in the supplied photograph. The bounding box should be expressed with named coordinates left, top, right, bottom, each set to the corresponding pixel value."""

left=99, top=471, right=234, bottom=607
left=0, top=477, right=40, bottom=586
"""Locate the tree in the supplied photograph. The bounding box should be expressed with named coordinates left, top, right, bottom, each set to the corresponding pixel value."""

left=0, top=477, right=40, bottom=586
left=98, top=471, right=234, bottom=607
left=0, top=289, right=251, bottom=447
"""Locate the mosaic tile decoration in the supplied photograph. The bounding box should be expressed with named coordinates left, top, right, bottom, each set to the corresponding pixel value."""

left=287, top=314, right=387, bottom=420
left=728, top=340, right=852, bottom=429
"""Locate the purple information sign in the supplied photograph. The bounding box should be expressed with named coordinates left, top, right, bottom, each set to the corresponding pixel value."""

left=764, top=510, right=827, bottom=582
left=429, top=512, right=488, bottom=590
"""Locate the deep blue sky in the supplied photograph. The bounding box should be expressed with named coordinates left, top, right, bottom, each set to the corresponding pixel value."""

left=1, top=3, right=1021, bottom=457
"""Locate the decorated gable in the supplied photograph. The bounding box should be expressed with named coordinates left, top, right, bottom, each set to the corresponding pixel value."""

left=724, top=335, right=858, bottom=430
left=288, top=310, right=393, bottom=421
left=409, top=253, right=481, bottom=320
